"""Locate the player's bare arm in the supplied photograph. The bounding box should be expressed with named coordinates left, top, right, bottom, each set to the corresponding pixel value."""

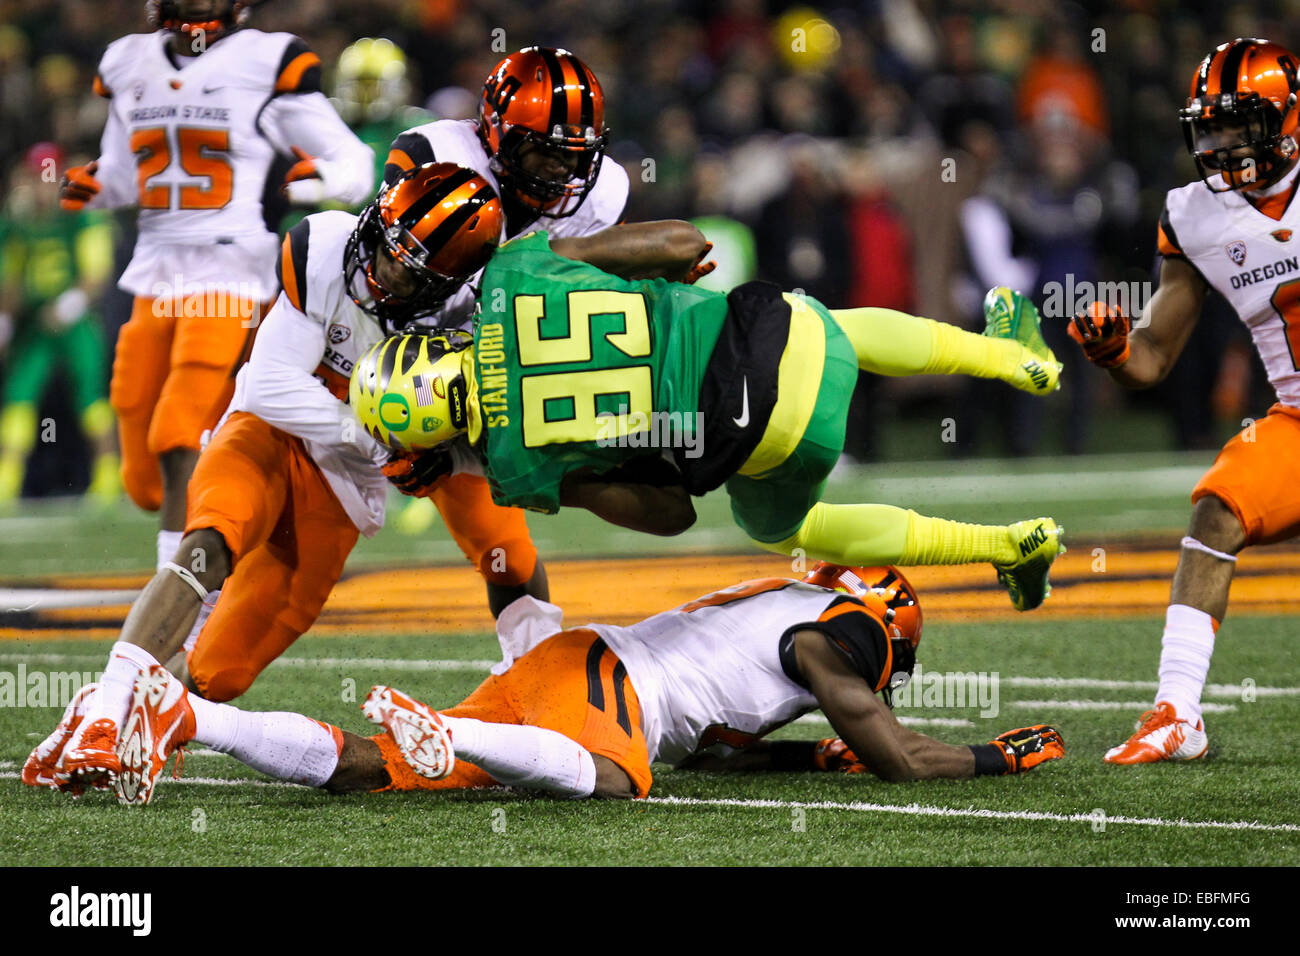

left=1070, top=255, right=1206, bottom=388
left=550, top=220, right=710, bottom=282
left=558, top=464, right=696, bottom=536
left=794, top=629, right=976, bottom=781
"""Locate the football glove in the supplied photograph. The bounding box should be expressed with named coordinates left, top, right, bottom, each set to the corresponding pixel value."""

left=60, top=162, right=101, bottom=211
left=1067, top=301, right=1131, bottom=368
left=990, top=725, right=1065, bottom=774
left=283, top=147, right=372, bottom=207
left=684, top=241, right=717, bottom=285
left=813, top=737, right=868, bottom=774
left=382, top=446, right=452, bottom=498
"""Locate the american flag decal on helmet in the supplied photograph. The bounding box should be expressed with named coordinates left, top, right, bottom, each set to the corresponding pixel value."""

left=414, top=374, right=434, bottom=406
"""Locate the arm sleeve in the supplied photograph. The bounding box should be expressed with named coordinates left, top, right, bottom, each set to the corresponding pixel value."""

left=260, top=92, right=375, bottom=206
left=778, top=596, right=892, bottom=693
left=1157, top=202, right=1186, bottom=259
left=88, top=106, right=137, bottom=210
left=238, top=293, right=376, bottom=455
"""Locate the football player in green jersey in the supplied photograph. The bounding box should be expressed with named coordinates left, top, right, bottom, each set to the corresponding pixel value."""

left=354, top=221, right=1066, bottom=610
left=0, top=144, right=119, bottom=505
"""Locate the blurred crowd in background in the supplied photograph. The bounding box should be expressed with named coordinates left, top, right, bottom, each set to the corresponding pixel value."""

left=0, top=0, right=1293, bottom=498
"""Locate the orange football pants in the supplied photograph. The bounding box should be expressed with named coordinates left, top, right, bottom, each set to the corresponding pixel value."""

left=184, top=412, right=358, bottom=702
left=111, top=293, right=262, bottom=511
left=432, top=473, right=538, bottom=586
left=1192, top=402, right=1300, bottom=546
left=374, top=628, right=653, bottom=797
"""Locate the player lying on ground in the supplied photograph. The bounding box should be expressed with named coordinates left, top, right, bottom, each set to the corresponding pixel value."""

left=353, top=225, right=1067, bottom=611
left=62, top=0, right=373, bottom=572
left=25, top=563, right=1064, bottom=804
left=23, top=165, right=552, bottom=797
left=1069, top=37, right=1300, bottom=763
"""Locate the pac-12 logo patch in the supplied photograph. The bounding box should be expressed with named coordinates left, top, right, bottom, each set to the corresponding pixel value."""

left=1272, top=229, right=1293, bottom=242
left=327, top=324, right=351, bottom=344
left=1226, top=241, right=1247, bottom=266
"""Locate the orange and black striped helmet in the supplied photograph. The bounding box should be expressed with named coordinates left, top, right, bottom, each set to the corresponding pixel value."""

left=478, top=46, right=608, bottom=218
left=801, top=563, right=923, bottom=706
left=345, top=163, right=503, bottom=331
left=1181, top=38, right=1300, bottom=192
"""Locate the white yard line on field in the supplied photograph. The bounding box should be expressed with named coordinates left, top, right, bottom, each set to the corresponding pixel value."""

left=1009, top=700, right=1239, bottom=713
left=642, top=795, right=1300, bottom=833
left=8, top=769, right=1291, bottom=834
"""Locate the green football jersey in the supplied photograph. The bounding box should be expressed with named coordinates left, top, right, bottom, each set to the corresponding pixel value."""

left=0, top=211, right=111, bottom=313
left=470, top=231, right=731, bottom=513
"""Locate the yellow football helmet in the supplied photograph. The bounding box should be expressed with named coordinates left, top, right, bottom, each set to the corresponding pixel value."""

left=350, top=331, right=472, bottom=451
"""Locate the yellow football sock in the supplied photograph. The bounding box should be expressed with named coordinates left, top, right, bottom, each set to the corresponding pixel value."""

left=757, top=502, right=1016, bottom=567
left=0, top=403, right=37, bottom=453
left=80, top=398, right=115, bottom=441
left=830, top=307, right=1022, bottom=381
left=901, top=510, right=1016, bottom=566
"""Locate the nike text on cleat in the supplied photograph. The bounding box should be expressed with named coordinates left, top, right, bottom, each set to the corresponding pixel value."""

left=1103, top=702, right=1208, bottom=765
left=22, top=683, right=98, bottom=790
left=114, top=665, right=196, bottom=806
left=995, top=518, right=1064, bottom=611
left=363, top=684, right=455, bottom=780
left=60, top=717, right=122, bottom=789
left=982, top=286, right=1062, bottom=394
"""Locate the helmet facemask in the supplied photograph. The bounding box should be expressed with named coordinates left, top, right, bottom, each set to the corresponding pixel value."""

left=344, top=201, right=470, bottom=334
left=490, top=123, right=607, bottom=218
left=147, top=0, right=248, bottom=45
left=1181, top=94, right=1296, bottom=192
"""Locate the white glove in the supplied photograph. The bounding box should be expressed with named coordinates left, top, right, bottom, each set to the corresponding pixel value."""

left=283, top=147, right=372, bottom=207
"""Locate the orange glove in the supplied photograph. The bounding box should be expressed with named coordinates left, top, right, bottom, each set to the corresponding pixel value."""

left=1067, top=300, right=1131, bottom=368
left=813, top=737, right=868, bottom=774
left=684, top=241, right=717, bottom=285
left=60, top=162, right=101, bottom=211
left=990, top=725, right=1065, bottom=774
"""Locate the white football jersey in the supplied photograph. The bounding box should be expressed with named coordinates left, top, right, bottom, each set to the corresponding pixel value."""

left=222, top=210, right=389, bottom=535
left=1161, top=165, right=1300, bottom=407
left=496, top=581, right=891, bottom=766
left=385, top=118, right=629, bottom=328
left=91, top=29, right=372, bottom=298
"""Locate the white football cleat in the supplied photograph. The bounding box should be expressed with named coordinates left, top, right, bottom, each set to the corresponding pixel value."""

left=362, top=685, right=455, bottom=780
left=1103, top=702, right=1208, bottom=764
left=22, top=683, right=98, bottom=791
left=115, top=664, right=196, bottom=806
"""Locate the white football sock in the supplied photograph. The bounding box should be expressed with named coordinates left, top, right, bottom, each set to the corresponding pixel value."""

left=182, top=588, right=221, bottom=652
left=190, top=698, right=341, bottom=787
left=1156, top=604, right=1216, bottom=724
left=156, top=530, right=183, bottom=571
left=440, top=715, right=596, bottom=797
left=80, top=642, right=159, bottom=731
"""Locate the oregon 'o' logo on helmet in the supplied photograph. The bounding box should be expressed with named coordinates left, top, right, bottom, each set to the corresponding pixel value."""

left=350, top=331, right=473, bottom=451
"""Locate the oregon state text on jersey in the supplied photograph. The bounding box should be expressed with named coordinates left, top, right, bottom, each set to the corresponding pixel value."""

left=90, top=29, right=372, bottom=298
left=1160, top=163, right=1300, bottom=407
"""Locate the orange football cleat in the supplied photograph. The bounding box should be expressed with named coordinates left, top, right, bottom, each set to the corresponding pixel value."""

left=115, top=665, right=196, bottom=806
left=22, top=683, right=98, bottom=790
left=60, top=716, right=122, bottom=789
left=1104, top=702, right=1208, bottom=765
left=362, top=685, right=454, bottom=780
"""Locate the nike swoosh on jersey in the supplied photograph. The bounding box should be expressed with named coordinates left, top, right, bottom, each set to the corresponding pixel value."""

left=732, top=377, right=750, bottom=428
